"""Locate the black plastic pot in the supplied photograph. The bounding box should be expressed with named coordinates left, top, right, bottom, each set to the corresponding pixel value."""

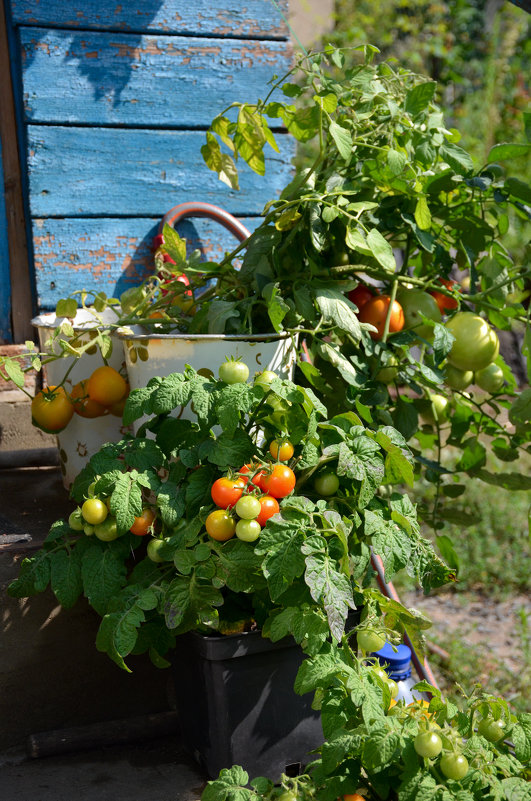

left=171, top=626, right=336, bottom=781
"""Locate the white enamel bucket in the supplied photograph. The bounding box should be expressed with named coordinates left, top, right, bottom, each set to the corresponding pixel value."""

left=32, top=310, right=129, bottom=489
left=117, top=330, right=298, bottom=431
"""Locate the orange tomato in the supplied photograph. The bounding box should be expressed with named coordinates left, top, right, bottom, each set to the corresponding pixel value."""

left=31, top=386, right=75, bottom=433
left=70, top=379, right=107, bottom=418
left=429, top=278, right=460, bottom=314
left=87, top=366, right=128, bottom=406
left=358, top=295, right=405, bottom=340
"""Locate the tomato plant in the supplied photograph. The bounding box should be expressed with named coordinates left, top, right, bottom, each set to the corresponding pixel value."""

left=445, top=312, right=499, bottom=372
left=211, top=477, right=245, bottom=509
left=269, top=439, right=295, bottom=461
left=358, top=296, right=405, bottom=340
left=205, top=509, right=236, bottom=541
left=439, top=753, right=469, bottom=780
left=87, top=366, right=128, bottom=406
left=81, top=498, right=108, bottom=525
left=31, top=386, right=74, bottom=433
left=414, top=731, right=443, bottom=758
left=219, top=359, right=249, bottom=384
left=130, top=508, right=156, bottom=536
left=261, top=464, right=296, bottom=498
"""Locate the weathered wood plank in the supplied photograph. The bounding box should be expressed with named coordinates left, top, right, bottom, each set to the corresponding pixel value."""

left=21, top=28, right=292, bottom=127
left=0, top=138, right=12, bottom=342
left=0, top=0, right=34, bottom=341
left=27, top=126, right=295, bottom=217
left=10, top=0, right=289, bottom=38
left=32, top=216, right=262, bottom=309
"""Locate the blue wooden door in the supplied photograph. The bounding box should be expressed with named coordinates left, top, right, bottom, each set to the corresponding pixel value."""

left=1, top=0, right=294, bottom=331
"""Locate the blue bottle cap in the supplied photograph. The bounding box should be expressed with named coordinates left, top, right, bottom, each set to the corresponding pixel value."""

left=371, top=642, right=412, bottom=679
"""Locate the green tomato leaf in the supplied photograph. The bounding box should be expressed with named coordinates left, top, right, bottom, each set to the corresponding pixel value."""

left=366, top=229, right=396, bottom=271
left=404, top=81, right=437, bottom=116
left=50, top=547, right=84, bottom=608
left=329, top=121, right=353, bottom=160
left=82, top=542, right=128, bottom=616
left=303, top=550, right=355, bottom=642
left=440, top=141, right=474, bottom=173
left=314, top=287, right=363, bottom=339
left=414, top=196, right=431, bottom=231
left=488, top=143, right=531, bottom=163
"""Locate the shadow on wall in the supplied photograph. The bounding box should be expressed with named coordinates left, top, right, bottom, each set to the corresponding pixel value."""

left=20, top=1, right=165, bottom=106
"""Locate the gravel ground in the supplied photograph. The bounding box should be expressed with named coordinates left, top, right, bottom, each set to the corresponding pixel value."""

left=403, top=589, right=531, bottom=691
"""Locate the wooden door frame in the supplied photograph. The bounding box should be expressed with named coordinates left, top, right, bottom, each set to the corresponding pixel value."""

left=0, top=0, right=34, bottom=342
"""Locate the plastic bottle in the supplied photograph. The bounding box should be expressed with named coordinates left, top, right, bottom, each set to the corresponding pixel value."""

left=371, top=642, right=428, bottom=704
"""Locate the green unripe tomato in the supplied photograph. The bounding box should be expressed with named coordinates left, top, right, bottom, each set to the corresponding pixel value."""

left=254, top=370, right=278, bottom=386
left=478, top=717, right=505, bottom=742
left=83, top=524, right=94, bottom=536
left=358, top=630, right=386, bottom=652
left=68, top=508, right=85, bottom=531
left=147, top=538, right=167, bottom=563
left=235, top=518, right=261, bottom=542
left=439, top=753, right=469, bottom=780
left=314, top=472, right=340, bottom=496
left=94, top=517, right=119, bottom=541
left=82, top=498, right=108, bottom=525
left=419, top=394, right=449, bottom=425
left=387, top=679, right=399, bottom=699
left=444, top=364, right=474, bottom=391
left=398, top=289, right=442, bottom=341
left=373, top=355, right=399, bottom=383
left=414, top=730, right=443, bottom=758
left=445, top=312, right=499, bottom=372
left=235, top=495, right=262, bottom=520
left=218, top=359, right=249, bottom=384
left=474, top=363, right=504, bottom=394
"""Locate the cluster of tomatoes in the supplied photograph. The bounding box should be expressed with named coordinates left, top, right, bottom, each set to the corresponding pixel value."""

left=68, top=492, right=156, bottom=545
left=349, top=279, right=503, bottom=398
left=205, top=440, right=297, bottom=543
left=31, top=365, right=129, bottom=434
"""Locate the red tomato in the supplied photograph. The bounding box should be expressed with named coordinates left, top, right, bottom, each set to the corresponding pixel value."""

left=211, top=477, right=245, bottom=509
left=348, top=284, right=378, bottom=310
left=261, top=464, right=296, bottom=498
left=429, top=278, right=460, bottom=314
left=358, top=296, right=405, bottom=340
left=256, top=495, right=280, bottom=526
left=130, top=508, right=156, bottom=536
left=239, top=463, right=266, bottom=490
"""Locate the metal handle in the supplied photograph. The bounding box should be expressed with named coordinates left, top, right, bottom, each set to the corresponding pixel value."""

left=159, top=202, right=251, bottom=244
